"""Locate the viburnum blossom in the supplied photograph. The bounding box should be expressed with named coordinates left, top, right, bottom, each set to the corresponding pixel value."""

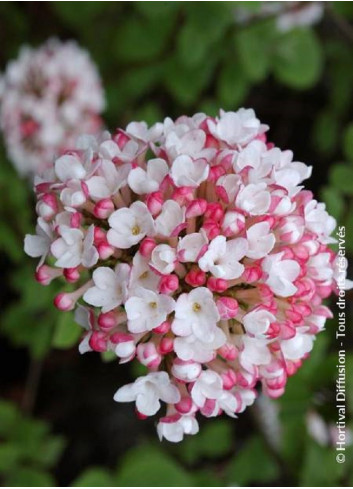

left=0, top=38, right=105, bottom=177
left=25, top=108, right=351, bottom=442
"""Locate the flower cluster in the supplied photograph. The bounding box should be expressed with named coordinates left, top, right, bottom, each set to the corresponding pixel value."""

left=25, top=108, right=349, bottom=442
left=0, top=38, right=105, bottom=177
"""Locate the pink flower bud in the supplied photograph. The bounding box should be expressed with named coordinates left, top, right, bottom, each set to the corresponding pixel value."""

left=172, top=358, right=201, bottom=382
left=93, top=198, right=114, bottom=219
left=185, top=268, right=206, bottom=287
left=94, top=227, right=106, bottom=244
left=70, top=212, right=82, bottom=228
left=135, top=409, right=148, bottom=420
left=218, top=343, right=237, bottom=361
left=146, top=191, right=163, bottom=215
left=97, top=242, right=115, bottom=260
left=207, top=277, right=228, bottom=293
left=202, top=219, right=220, bottom=239
left=205, top=203, right=224, bottom=222
left=216, top=297, right=239, bottom=319
left=159, top=337, right=174, bottom=354
left=89, top=331, right=107, bottom=352
left=35, top=265, right=62, bottom=285
left=208, top=165, right=226, bottom=182
left=36, top=193, right=58, bottom=220
left=64, top=267, right=80, bottom=283
left=137, top=343, right=161, bottom=369
left=159, top=274, right=179, bottom=294
left=242, top=265, right=262, bottom=283
left=171, top=187, right=194, bottom=205
left=153, top=321, right=170, bottom=334
left=205, top=134, right=219, bottom=148
left=98, top=311, right=118, bottom=331
left=113, top=130, right=130, bottom=150
left=221, top=369, right=237, bottom=389
left=175, top=396, right=193, bottom=414
left=139, top=237, right=157, bottom=258
left=185, top=199, right=208, bottom=218
left=54, top=292, right=76, bottom=311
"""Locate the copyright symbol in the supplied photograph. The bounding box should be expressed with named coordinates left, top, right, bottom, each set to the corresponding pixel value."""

left=336, top=453, right=345, bottom=464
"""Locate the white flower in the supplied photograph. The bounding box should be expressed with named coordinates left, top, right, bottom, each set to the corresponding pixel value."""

left=165, top=127, right=214, bottom=161
left=240, top=336, right=272, bottom=372
left=86, top=159, right=130, bottom=200
left=208, top=108, right=268, bottom=146
left=307, top=253, right=334, bottom=283
left=107, top=201, right=154, bottom=249
left=126, top=120, right=163, bottom=143
left=177, top=231, right=208, bottom=263
left=74, top=305, right=94, bottom=354
left=157, top=414, right=199, bottom=443
left=174, top=329, right=226, bottom=363
left=83, top=263, right=130, bottom=313
left=242, top=308, right=276, bottom=336
left=245, top=221, right=275, bottom=259
left=114, top=371, right=180, bottom=416
left=99, top=138, right=139, bottom=163
left=191, top=370, right=223, bottom=407
left=281, top=327, right=314, bottom=360
left=154, top=200, right=185, bottom=237
left=128, top=158, right=169, bottom=194
left=171, top=359, right=202, bottom=382
left=55, top=153, right=88, bottom=182
left=129, top=252, right=160, bottom=292
left=262, top=252, right=300, bottom=297
left=172, top=287, right=220, bottom=342
left=51, top=224, right=98, bottom=268
left=24, top=217, right=53, bottom=267
left=216, top=174, right=242, bottom=203
left=236, top=182, right=271, bottom=215
left=304, top=200, right=336, bottom=243
left=125, top=287, right=175, bottom=333
left=198, top=235, right=248, bottom=280
left=170, top=155, right=209, bottom=187
left=150, top=244, right=177, bottom=275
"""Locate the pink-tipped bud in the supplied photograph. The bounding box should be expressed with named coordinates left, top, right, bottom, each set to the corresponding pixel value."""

left=110, top=333, right=136, bottom=360
left=266, top=322, right=281, bottom=339
left=153, top=321, right=170, bottom=334
left=35, top=265, right=62, bottom=286
left=93, top=199, right=114, bottom=219
left=137, top=343, right=161, bottom=369
left=171, top=186, right=194, bottom=205
left=242, top=265, right=262, bottom=283
left=221, top=210, right=245, bottom=237
left=159, top=337, right=174, bottom=354
left=207, top=277, right=228, bottom=293
left=136, top=409, right=148, bottom=420
left=63, top=267, right=80, bottom=283
left=113, top=130, right=130, bottom=150
left=36, top=193, right=58, bottom=220
left=202, top=219, right=220, bottom=240
left=89, top=331, right=107, bottom=352
left=54, top=292, right=76, bottom=311
left=159, top=274, right=179, bottom=294
left=208, top=165, right=226, bottom=182
left=175, top=396, right=193, bottom=414
left=70, top=212, right=82, bottom=229
left=172, top=359, right=201, bottom=382
left=185, top=199, right=208, bottom=218
left=98, top=311, right=118, bottom=331
left=218, top=343, right=237, bottom=361
left=222, top=369, right=237, bottom=390
left=205, top=134, right=219, bottom=148
left=139, top=237, right=157, bottom=258
left=216, top=297, right=239, bottom=320
left=94, top=227, right=106, bottom=244
left=97, top=242, right=115, bottom=260
left=185, top=268, right=206, bottom=287
left=205, top=203, right=224, bottom=222
left=146, top=191, right=163, bottom=215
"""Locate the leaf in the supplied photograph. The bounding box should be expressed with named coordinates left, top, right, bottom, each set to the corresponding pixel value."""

left=5, top=467, right=55, bottom=487
left=0, top=444, right=21, bottom=473
left=73, top=467, right=114, bottom=487
left=226, top=436, right=279, bottom=485
left=217, top=61, right=249, bottom=109
left=300, top=441, right=345, bottom=486
left=330, top=165, right=353, bottom=195
left=312, top=112, right=339, bottom=156
left=52, top=311, right=82, bottom=349
left=273, top=28, right=323, bottom=89
left=115, top=445, right=193, bottom=486
left=343, top=123, right=353, bottom=162
left=0, top=401, right=19, bottom=438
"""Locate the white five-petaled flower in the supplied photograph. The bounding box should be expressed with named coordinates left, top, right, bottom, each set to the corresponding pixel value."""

left=50, top=224, right=98, bottom=268
left=128, top=158, right=169, bottom=194
left=150, top=244, right=177, bottom=275
left=281, top=327, right=314, bottom=361
left=157, top=414, right=199, bottom=443
left=174, top=329, right=226, bottom=363
left=172, top=287, right=220, bottom=342
left=154, top=200, right=185, bottom=237
left=114, top=371, right=180, bottom=416
left=262, top=252, right=300, bottom=297
left=24, top=217, right=53, bottom=268
left=242, top=308, right=276, bottom=337
left=236, top=182, right=271, bottom=215
left=170, top=154, right=209, bottom=187
left=107, top=201, right=154, bottom=249
left=198, top=235, right=248, bottom=280
left=83, top=263, right=130, bottom=313
left=245, top=221, right=275, bottom=259
left=177, top=231, right=208, bottom=263
left=125, top=287, right=175, bottom=333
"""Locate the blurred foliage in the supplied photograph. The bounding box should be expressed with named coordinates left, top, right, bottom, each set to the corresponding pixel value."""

left=0, top=1, right=353, bottom=486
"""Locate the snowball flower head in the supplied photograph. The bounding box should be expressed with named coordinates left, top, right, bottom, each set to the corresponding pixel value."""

left=0, top=38, right=105, bottom=177
left=25, top=108, right=349, bottom=442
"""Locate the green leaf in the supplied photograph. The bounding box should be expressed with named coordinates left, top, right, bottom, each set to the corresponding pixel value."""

left=273, top=29, right=323, bottom=89
left=115, top=445, right=193, bottom=486
left=0, top=444, right=21, bottom=473
left=330, top=164, right=353, bottom=195
left=73, top=467, right=114, bottom=487
left=52, top=311, right=82, bottom=349
left=226, top=436, right=279, bottom=485
left=343, top=123, right=353, bottom=162
left=51, top=1, right=108, bottom=29
left=5, top=467, right=55, bottom=487
left=300, top=441, right=345, bottom=486
left=217, top=61, right=249, bottom=109
left=312, top=112, right=339, bottom=156
left=0, top=401, right=19, bottom=437
left=320, top=187, right=344, bottom=221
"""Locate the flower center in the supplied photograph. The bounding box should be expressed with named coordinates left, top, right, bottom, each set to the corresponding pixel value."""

left=149, top=301, right=157, bottom=309
left=140, top=271, right=149, bottom=280
left=193, top=302, right=201, bottom=312
left=131, top=225, right=141, bottom=236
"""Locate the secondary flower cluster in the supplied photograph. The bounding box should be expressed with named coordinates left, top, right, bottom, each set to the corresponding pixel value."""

left=25, top=108, right=345, bottom=442
left=0, top=38, right=105, bottom=177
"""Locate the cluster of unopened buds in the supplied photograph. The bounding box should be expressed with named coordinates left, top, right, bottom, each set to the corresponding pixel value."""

left=0, top=38, right=105, bottom=177
left=25, top=108, right=350, bottom=442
